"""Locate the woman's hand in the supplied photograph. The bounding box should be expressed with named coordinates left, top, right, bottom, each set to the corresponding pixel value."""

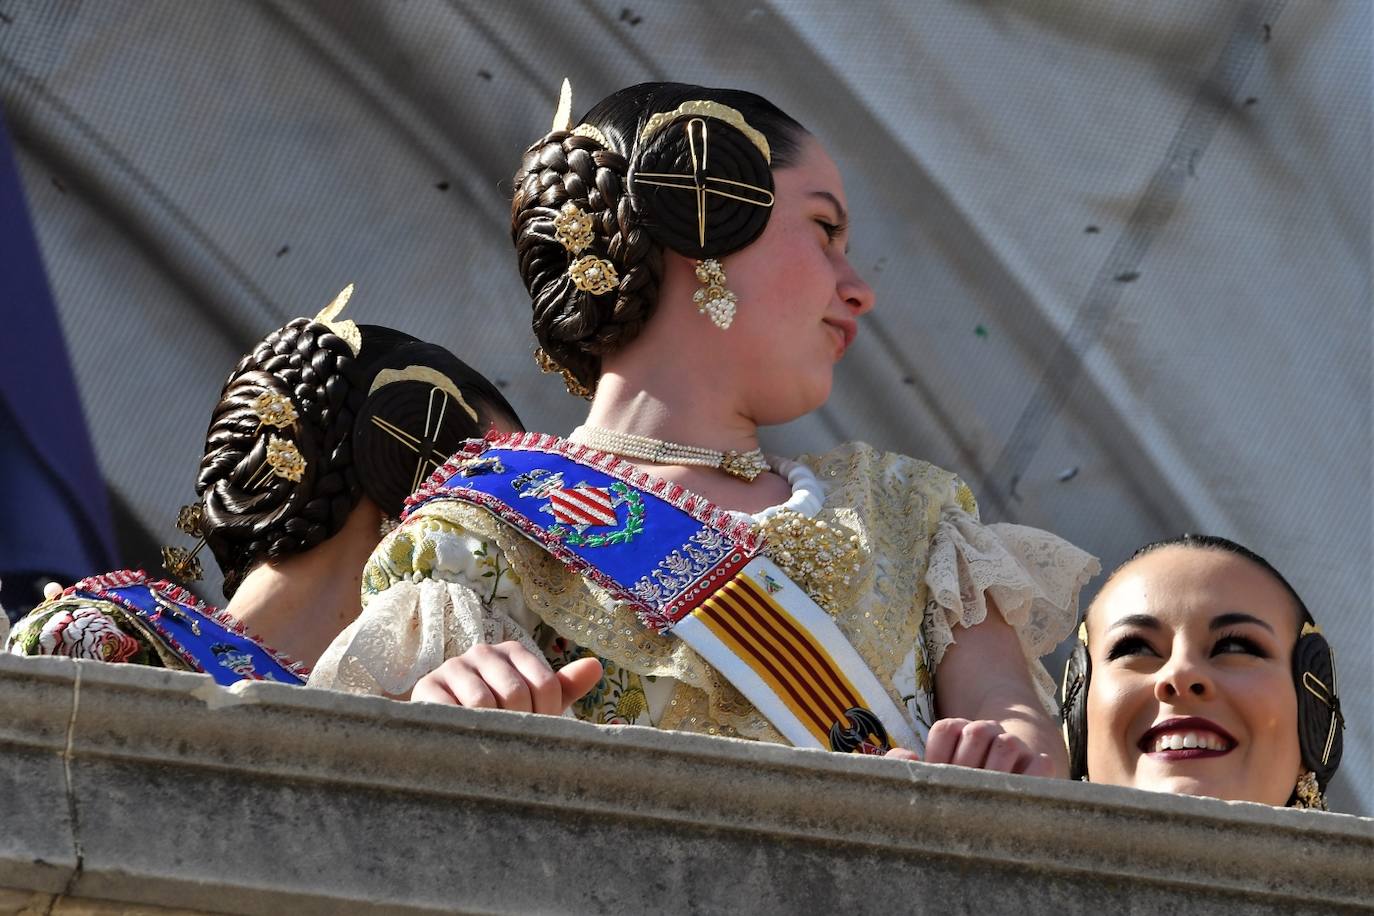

left=921, top=717, right=1056, bottom=776
left=410, top=640, right=603, bottom=715
left=881, top=719, right=1054, bottom=776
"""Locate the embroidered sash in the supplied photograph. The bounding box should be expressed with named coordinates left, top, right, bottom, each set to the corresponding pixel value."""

left=70, top=570, right=307, bottom=686
left=406, top=433, right=919, bottom=753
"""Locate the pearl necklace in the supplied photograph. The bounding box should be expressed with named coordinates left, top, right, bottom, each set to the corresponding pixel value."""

left=570, top=425, right=770, bottom=482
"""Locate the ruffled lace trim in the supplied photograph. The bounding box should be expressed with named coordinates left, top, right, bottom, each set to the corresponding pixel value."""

left=309, top=576, right=539, bottom=697
left=922, top=506, right=1101, bottom=711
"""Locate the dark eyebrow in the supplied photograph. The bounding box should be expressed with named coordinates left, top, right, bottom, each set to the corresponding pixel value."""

left=1107, top=613, right=1161, bottom=633
left=808, top=191, right=848, bottom=226
left=1209, top=612, right=1275, bottom=634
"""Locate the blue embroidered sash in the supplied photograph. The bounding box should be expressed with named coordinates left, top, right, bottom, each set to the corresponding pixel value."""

left=71, top=571, right=307, bottom=686
left=405, top=433, right=921, bottom=753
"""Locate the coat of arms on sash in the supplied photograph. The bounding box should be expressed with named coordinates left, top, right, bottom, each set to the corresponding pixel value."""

left=512, top=468, right=645, bottom=548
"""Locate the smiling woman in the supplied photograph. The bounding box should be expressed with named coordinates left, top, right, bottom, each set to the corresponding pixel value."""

left=1063, top=534, right=1345, bottom=808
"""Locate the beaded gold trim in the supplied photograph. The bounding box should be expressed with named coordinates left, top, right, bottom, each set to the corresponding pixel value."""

left=758, top=510, right=865, bottom=615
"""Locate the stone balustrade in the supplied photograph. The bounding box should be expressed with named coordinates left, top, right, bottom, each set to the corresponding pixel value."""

left=2, top=654, right=1371, bottom=914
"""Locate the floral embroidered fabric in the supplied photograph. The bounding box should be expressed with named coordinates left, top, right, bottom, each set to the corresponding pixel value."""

left=5, top=575, right=314, bottom=685
left=309, top=441, right=1099, bottom=743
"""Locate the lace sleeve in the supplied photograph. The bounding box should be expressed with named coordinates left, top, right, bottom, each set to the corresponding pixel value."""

left=307, top=512, right=540, bottom=697
left=922, top=506, right=1100, bottom=710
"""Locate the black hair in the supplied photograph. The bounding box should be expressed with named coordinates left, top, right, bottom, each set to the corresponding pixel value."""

left=1124, top=533, right=1312, bottom=632
left=511, top=82, right=808, bottom=391
left=197, top=319, right=520, bottom=598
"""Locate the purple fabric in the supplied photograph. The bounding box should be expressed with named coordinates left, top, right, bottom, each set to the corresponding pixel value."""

left=0, top=105, right=117, bottom=580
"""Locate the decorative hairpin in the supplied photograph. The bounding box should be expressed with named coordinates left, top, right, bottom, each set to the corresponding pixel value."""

left=553, top=202, right=596, bottom=254
left=640, top=100, right=772, bottom=163
left=253, top=391, right=298, bottom=430
left=161, top=503, right=208, bottom=582
left=258, top=435, right=306, bottom=484
left=552, top=201, right=618, bottom=295
left=552, top=78, right=611, bottom=148
left=313, top=284, right=362, bottom=356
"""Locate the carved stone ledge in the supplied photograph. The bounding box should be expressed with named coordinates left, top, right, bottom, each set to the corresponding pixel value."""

left=1, top=655, right=1370, bottom=915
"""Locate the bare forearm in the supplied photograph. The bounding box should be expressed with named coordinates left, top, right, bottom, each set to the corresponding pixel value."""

left=932, top=602, right=1069, bottom=778
left=965, top=681, right=1068, bottom=777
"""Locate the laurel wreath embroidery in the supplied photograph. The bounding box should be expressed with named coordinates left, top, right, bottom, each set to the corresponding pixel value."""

left=548, top=483, right=646, bottom=548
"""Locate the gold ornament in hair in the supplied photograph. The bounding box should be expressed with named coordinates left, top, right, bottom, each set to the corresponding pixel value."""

left=534, top=347, right=594, bottom=399
left=568, top=254, right=618, bottom=295
left=640, top=100, right=772, bottom=163
left=367, top=365, right=480, bottom=493
left=551, top=78, right=611, bottom=148
left=264, top=435, right=306, bottom=482
left=553, top=202, right=596, bottom=254
left=554, top=202, right=617, bottom=294
left=632, top=116, right=775, bottom=249
left=313, top=284, right=362, bottom=356
left=252, top=391, right=298, bottom=431
left=244, top=433, right=308, bottom=488
left=160, top=503, right=209, bottom=582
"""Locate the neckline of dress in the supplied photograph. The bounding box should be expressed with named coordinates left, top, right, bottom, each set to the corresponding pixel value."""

left=480, top=432, right=826, bottom=529
left=741, top=456, right=825, bottom=523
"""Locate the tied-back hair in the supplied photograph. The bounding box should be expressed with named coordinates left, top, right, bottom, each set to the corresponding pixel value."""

left=197, top=319, right=517, bottom=598
left=1129, top=533, right=1313, bottom=631
left=511, top=82, right=807, bottom=389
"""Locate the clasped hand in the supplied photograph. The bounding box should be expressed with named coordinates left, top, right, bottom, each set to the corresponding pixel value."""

left=881, top=718, right=1056, bottom=776
left=413, top=641, right=1053, bottom=777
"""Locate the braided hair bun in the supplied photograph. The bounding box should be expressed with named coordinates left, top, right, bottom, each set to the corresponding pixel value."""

left=512, top=132, right=659, bottom=391
left=511, top=82, right=805, bottom=392
left=196, top=317, right=519, bottom=598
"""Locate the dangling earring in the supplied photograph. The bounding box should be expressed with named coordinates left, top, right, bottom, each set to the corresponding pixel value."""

left=693, top=258, right=737, bottom=330
left=378, top=517, right=401, bottom=539
left=1293, top=771, right=1328, bottom=810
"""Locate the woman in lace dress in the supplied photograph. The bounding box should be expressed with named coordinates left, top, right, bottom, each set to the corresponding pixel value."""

left=8, top=290, right=520, bottom=684
left=311, top=83, right=1099, bottom=774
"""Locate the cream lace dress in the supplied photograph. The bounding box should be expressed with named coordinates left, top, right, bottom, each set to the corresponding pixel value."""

left=310, top=442, right=1099, bottom=751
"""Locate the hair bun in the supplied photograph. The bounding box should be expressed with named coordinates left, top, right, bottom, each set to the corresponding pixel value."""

left=1293, top=628, right=1343, bottom=789
left=629, top=116, right=774, bottom=260
left=351, top=343, right=491, bottom=516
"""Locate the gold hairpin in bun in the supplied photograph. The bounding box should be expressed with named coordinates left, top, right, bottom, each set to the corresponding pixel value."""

left=264, top=435, right=306, bottom=483
left=161, top=503, right=208, bottom=582
left=639, top=100, right=771, bottom=163
left=313, top=284, right=362, bottom=355
left=553, top=78, right=574, bottom=132
left=252, top=391, right=298, bottom=431
left=550, top=78, right=611, bottom=148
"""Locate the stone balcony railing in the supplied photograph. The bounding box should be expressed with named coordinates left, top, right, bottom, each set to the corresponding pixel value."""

left=2, top=654, right=1371, bottom=915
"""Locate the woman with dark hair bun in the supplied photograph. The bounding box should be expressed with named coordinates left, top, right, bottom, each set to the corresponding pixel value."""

left=314, top=83, right=1098, bottom=776
left=7, top=288, right=521, bottom=684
